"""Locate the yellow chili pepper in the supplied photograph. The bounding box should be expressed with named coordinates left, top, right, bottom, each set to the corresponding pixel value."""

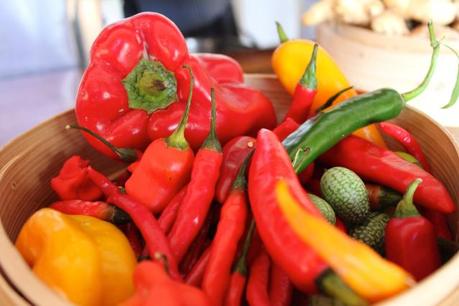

left=16, top=208, right=136, bottom=306
left=275, top=180, right=415, bottom=302
left=271, top=32, right=386, bottom=148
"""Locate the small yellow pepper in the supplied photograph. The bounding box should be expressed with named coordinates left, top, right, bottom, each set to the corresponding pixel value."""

left=271, top=29, right=386, bottom=148
left=275, top=180, right=415, bottom=302
left=16, top=208, right=136, bottom=306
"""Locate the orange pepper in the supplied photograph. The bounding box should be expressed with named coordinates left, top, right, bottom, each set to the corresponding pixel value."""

left=275, top=180, right=414, bottom=302
left=272, top=36, right=386, bottom=148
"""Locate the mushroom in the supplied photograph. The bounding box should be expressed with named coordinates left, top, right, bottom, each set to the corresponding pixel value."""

left=371, top=10, right=409, bottom=35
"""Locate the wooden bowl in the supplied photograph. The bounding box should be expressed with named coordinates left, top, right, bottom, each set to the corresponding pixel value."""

left=315, top=22, right=459, bottom=133
left=1, top=75, right=459, bottom=305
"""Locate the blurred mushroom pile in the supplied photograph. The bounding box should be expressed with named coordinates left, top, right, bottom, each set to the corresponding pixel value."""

left=303, top=0, right=459, bottom=38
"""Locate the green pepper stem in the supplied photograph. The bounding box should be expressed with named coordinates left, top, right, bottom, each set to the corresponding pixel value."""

left=65, top=124, right=138, bottom=163
left=299, top=43, right=319, bottom=89
left=166, top=65, right=194, bottom=150
left=231, top=151, right=254, bottom=190
left=317, top=269, right=368, bottom=306
left=276, top=21, right=289, bottom=44
left=202, top=88, right=221, bottom=151
left=401, top=22, right=440, bottom=102
left=233, top=220, right=256, bottom=275
left=316, top=86, right=354, bottom=113
left=440, top=43, right=459, bottom=109
left=394, top=178, right=422, bottom=218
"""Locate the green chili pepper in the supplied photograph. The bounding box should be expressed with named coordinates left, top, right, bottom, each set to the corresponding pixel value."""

left=283, top=22, right=457, bottom=173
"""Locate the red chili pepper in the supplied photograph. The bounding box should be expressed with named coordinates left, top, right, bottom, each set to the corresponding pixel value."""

left=202, top=158, right=250, bottom=306
left=76, top=13, right=276, bottom=158
left=269, top=264, right=292, bottom=306
left=121, top=223, right=144, bottom=259
left=193, top=53, right=244, bottom=84
left=168, top=89, right=223, bottom=262
left=185, top=246, right=211, bottom=287
left=283, top=44, right=318, bottom=123
left=420, top=207, right=453, bottom=240
left=385, top=179, right=441, bottom=281
left=272, top=117, right=299, bottom=142
left=159, top=185, right=187, bottom=234
left=49, top=200, right=130, bottom=224
left=50, top=155, right=102, bottom=201
left=124, top=66, right=195, bottom=213
left=246, top=249, right=271, bottom=306
left=215, top=136, right=256, bottom=203
left=379, top=122, right=430, bottom=172
left=248, top=128, right=327, bottom=293
left=224, top=221, right=255, bottom=306
left=121, top=259, right=210, bottom=306
left=87, top=167, right=181, bottom=280
left=320, top=135, right=456, bottom=213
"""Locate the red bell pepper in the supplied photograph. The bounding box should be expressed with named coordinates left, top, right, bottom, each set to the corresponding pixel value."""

left=320, top=135, right=456, bottom=213
left=50, top=155, right=102, bottom=201
left=193, top=53, right=244, bottom=84
left=76, top=12, right=276, bottom=158
left=385, top=179, right=441, bottom=281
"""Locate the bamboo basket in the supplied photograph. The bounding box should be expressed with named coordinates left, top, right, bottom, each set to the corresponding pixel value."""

left=1, top=75, right=459, bottom=306
left=316, top=22, right=459, bottom=134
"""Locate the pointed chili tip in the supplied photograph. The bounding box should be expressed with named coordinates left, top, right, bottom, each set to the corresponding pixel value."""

left=299, top=43, right=319, bottom=89
left=275, top=21, right=289, bottom=44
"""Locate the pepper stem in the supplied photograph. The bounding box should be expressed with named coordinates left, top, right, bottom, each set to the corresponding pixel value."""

left=317, top=269, right=368, bottom=306
left=299, top=43, right=319, bottom=89
left=202, top=88, right=221, bottom=151
left=231, top=151, right=254, bottom=190
left=233, top=220, right=256, bottom=275
left=401, top=22, right=440, bottom=102
left=275, top=21, right=289, bottom=44
left=166, top=65, right=194, bottom=150
left=65, top=124, right=138, bottom=163
left=440, top=43, right=459, bottom=109
left=394, top=179, right=422, bottom=218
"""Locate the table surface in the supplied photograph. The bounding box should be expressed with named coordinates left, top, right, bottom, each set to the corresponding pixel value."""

left=0, top=68, right=458, bottom=148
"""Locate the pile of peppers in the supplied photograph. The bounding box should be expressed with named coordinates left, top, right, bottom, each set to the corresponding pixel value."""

left=14, top=13, right=459, bottom=306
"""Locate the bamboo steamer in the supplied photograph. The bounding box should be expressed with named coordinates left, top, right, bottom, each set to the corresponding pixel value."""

left=316, top=22, right=459, bottom=135
left=0, top=75, right=459, bottom=306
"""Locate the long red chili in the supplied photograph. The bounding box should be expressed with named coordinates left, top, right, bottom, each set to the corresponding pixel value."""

left=158, top=185, right=188, bottom=234
left=87, top=167, right=181, bottom=280
left=185, top=246, right=211, bottom=287
left=269, top=264, right=292, bottom=306
left=283, top=44, right=318, bottom=123
left=215, top=136, right=256, bottom=204
left=121, top=223, right=144, bottom=259
left=49, top=200, right=130, bottom=224
left=202, top=157, right=250, bottom=306
left=168, top=89, right=223, bottom=263
left=385, top=179, right=441, bottom=281
left=320, top=135, right=456, bottom=213
left=246, top=249, right=271, bottom=306
left=379, top=122, right=430, bottom=172
left=224, top=220, right=255, bottom=306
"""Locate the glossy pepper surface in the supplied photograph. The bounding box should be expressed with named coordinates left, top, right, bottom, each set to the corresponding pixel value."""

left=193, top=53, right=244, bottom=84
left=276, top=181, right=415, bottom=302
left=76, top=12, right=276, bottom=158
left=385, top=179, right=441, bottom=281
left=271, top=24, right=385, bottom=147
left=16, top=208, right=136, bottom=306
left=50, top=155, right=102, bottom=201
left=320, top=136, right=456, bottom=213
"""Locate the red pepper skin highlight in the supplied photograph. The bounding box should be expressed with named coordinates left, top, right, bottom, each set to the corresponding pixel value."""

left=215, top=136, right=256, bottom=203
left=49, top=200, right=129, bottom=224
left=320, top=136, right=456, bottom=213
left=248, top=129, right=327, bottom=293
left=50, top=155, right=102, bottom=201
left=246, top=250, right=271, bottom=306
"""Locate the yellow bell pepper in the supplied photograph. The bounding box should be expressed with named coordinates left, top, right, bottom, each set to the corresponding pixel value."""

left=275, top=180, right=415, bottom=302
left=272, top=33, right=386, bottom=148
left=16, top=208, right=136, bottom=306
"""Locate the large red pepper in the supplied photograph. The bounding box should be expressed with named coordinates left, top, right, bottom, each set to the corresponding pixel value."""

left=76, top=12, right=276, bottom=158
left=124, top=67, right=195, bottom=213
left=50, top=155, right=102, bottom=201
left=320, top=135, right=456, bottom=213
left=385, top=179, right=441, bottom=281
left=215, top=136, right=256, bottom=203
left=193, top=53, right=244, bottom=84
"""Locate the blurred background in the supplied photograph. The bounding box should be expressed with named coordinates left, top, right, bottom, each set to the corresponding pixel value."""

left=1, top=0, right=459, bottom=146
